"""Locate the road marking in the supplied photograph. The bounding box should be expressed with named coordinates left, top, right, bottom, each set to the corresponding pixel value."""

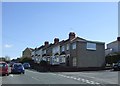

left=89, top=81, right=95, bottom=84
left=66, top=76, right=70, bottom=78
left=77, top=78, right=81, bottom=80
left=81, top=78, right=85, bottom=82
left=31, top=77, right=40, bottom=81
left=73, top=77, right=77, bottom=80
left=70, top=76, right=74, bottom=79
left=27, top=71, right=102, bottom=85
left=9, top=74, right=13, bottom=77
left=85, top=80, right=91, bottom=84
left=57, top=73, right=101, bottom=85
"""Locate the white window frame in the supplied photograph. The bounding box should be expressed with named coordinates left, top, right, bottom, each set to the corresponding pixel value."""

left=87, top=42, right=96, bottom=50
left=66, top=44, right=69, bottom=50
left=62, top=56, right=65, bottom=63
left=72, top=43, right=76, bottom=49
left=43, top=50, right=46, bottom=54
left=61, top=46, right=65, bottom=51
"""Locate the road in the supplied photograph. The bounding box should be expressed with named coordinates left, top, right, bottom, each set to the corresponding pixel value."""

left=1, top=69, right=119, bottom=86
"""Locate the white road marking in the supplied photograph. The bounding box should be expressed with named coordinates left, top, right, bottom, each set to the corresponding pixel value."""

left=57, top=73, right=101, bottom=84
left=10, top=74, right=13, bottom=77
left=66, top=76, right=70, bottom=78
left=90, top=81, right=95, bottom=84
left=85, top=80, right=91, bottom=84
left=73, top=77, right=77, bottom=80
left=77, top=78, right=81, bottom=80
left=70, top=76, right=74, bottom=79
left=27, top=70, right=101, bottom=85
left=81, top=78, right=85, bottom=82
left=31, top=77, right=40, bottom=81
left=95, top=82, right=100, bottom=84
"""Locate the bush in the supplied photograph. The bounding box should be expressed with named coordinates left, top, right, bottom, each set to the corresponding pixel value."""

left=39, top=60, right=48, bottom=66
left=105, top=52, right=120, bottom=64
left=20, top=57, right=34, bottom=64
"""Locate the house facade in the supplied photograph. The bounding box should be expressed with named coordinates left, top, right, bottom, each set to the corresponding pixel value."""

left=22, top=47, right=34, bottom=58
left=105, top=37, right=120, bottom=56
left=31, top=32, right=105, bottom=68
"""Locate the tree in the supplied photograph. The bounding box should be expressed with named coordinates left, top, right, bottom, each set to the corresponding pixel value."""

left=20, top=57, right=34, bottom=64
left=5, top=56, right=11, bottom=63
left=40, top=60, right=48, bottom=66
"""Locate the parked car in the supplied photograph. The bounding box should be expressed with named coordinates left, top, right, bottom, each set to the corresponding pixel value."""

left=23, top=63, right=30, bottom=69
left=11, top=63, right=25, bottom=74
left=0, top=61, right=9, bottom=76
left=113, top=61, right=120, bottom=71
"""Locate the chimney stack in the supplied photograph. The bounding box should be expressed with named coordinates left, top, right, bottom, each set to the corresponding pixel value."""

left=117, top=37, right=120, bottom=41
left=44, top=41, right=49, bottom=46
left=69, top=32, right=76, bottom=40
left=54, top=38, right=59, bottom=44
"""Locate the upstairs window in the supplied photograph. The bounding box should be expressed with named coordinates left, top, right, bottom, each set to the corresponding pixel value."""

left=61, top=46, right=65, bottom=51
left=66, top=44, right=69, bottom=50
left=72, top=43, right=76, bottom=49
left=43, top=50, right=46, bottom=54
left=87, top=42, right=96, bottom=50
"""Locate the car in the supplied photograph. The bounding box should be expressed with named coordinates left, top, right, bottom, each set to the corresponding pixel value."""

left=23, top=63, right=31, bottom=69
left=11, top=63, right=25, bottom=74
left=0, top=61, right=9, bottom=76
left=113, top=61, right=120, bottom=71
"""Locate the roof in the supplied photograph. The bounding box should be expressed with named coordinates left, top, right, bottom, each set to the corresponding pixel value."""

left=107, top=40, right=118, bottom=45
left=23, top=47, right=34, bottom=52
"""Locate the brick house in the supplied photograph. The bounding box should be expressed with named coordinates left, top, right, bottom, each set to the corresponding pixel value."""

left=31, top=32, right=105, bottom=68
left=22, top=47, right=34, bottom=58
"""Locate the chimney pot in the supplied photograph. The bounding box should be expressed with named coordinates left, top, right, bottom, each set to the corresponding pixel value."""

left=54, top=38, right=59, bottom=44
left=69, top=32, right=76, bottom=40
left=117, top=37, right=120, bottom=41
left=44, top=41, right=49, bottom=46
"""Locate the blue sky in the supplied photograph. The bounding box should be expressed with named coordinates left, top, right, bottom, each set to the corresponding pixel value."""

left=2, top=2, right=118, bottom=59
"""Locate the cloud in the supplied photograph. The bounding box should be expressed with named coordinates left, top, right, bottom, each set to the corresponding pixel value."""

left=4, top=44, right=13, bottom=48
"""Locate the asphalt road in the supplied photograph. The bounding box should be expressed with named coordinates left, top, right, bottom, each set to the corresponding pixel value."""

left=1, top=69, right=119, bottom=86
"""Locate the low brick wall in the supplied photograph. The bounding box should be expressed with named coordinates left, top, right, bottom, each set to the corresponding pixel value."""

left=31, top=63, right=111, bottom=72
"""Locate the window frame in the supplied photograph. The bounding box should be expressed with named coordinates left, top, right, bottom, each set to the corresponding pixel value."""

left=86, top=42, right=96, bottom=50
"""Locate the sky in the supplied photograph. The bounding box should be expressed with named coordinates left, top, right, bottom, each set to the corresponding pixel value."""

left=2, top=2, right=118, bottom=59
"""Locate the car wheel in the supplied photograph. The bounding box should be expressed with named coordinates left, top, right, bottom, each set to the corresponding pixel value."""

left=6, top=73, right=9, bottom=76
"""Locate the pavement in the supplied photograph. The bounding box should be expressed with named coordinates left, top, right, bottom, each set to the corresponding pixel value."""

left=1, top=69, right=119, bottom=86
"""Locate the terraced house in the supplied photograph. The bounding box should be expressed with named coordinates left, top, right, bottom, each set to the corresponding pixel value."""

left=31, top=32, right=105, bottom=68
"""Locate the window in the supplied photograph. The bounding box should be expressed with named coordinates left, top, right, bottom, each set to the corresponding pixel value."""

left=62, top=57, right=65, bottom=63
left=73, top=57, right=76, bottom=66
left=62, top=46, right=65, bottom=51
left=52, top=46, right=60, bottom=55
left=87, top=42, right=96, bottom=50
left=56, top=57, right=59, bottom=62
left=72, top=43, right=76, bottom=49
left=47, top=58, right=50, bottom=61
left=43, top=50, right=46, bottom=54
left=66, top=44, right=69, bottom=50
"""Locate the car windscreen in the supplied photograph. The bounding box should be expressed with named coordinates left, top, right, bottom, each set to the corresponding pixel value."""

left=14, top=64, right=22, bottom=68
left=0, top=63, right=6, bottom=68
left=24, top=63, right=29, bottom=66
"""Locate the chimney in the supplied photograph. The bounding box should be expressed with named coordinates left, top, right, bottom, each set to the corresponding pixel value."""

left=117, top=37, right=120, bottom=41
left=54, top=38, right=59, bottom=44
left=44, top=41, right=49, bottom=46
left=69, top=32, right=76, bottom=40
